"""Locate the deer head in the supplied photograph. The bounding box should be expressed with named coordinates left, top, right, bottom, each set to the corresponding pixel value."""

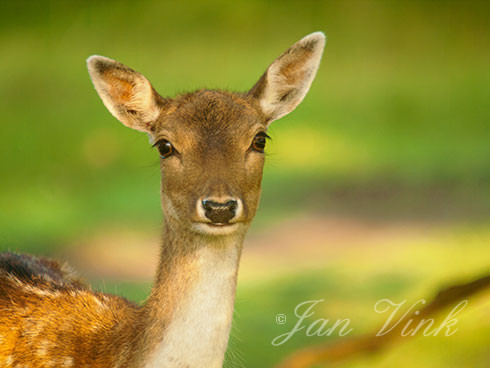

left=87, top=32, right=325, bottom=237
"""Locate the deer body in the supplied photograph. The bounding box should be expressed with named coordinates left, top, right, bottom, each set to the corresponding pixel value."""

left=0, top=32, right=325, bottom=367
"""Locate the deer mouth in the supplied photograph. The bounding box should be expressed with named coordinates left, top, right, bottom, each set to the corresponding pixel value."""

left=192, top=222, right=240, bottom=235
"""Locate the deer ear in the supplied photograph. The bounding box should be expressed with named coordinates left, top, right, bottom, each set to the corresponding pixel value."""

left=87, top=55, right=163, bottom=133
left=248, top=32, right=326, bottom=124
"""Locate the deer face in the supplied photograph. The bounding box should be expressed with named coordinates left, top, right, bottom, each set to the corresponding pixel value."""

left=151, top=90, right=267, bottom=235
left=87, top=32, right=325, bottom=236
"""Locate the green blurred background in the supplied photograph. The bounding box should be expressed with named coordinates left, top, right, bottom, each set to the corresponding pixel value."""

left=1, top=1, right=489, bottom=367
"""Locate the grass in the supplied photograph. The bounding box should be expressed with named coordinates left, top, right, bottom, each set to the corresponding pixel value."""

left=231, top=224, right=490, bottom=367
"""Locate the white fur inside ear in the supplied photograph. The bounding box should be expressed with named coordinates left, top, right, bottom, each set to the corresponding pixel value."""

left=87, top=55, right=161, bottom=132
left=122, top=76, right=161, bottom=126
left=258, top=32, right=326, bottom=123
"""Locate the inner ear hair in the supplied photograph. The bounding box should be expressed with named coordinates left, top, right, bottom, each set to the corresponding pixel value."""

left=248, top=32, right=326, bottom=123
left=87, top=55, right=164, bottom=133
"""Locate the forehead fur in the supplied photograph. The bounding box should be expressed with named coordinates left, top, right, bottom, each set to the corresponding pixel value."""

left=158, top=89, right=265, bottom=131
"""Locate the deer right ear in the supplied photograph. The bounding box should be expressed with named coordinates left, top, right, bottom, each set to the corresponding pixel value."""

left=87, top=55, right=163, bottom=133
left=248, top=32, right=326, bottom=124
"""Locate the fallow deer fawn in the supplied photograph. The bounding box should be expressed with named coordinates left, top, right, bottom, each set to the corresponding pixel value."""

left=0, top=32, right=325, bottom=367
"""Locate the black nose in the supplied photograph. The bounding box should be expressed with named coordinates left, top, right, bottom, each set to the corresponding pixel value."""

left=202, top=199, right=238, bottom=224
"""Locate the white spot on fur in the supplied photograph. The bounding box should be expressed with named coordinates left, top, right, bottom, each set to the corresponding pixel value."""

left=14, top=281, right=62, bottom=298
left=93, top=295, right=108, bottom=311
left=91, top=324, right=100, bottom=333
left=5, top=356, right=13, bottom=366
left=62, top=357, right=74, bottom=367
left=37, top=340, right=50, bottom=357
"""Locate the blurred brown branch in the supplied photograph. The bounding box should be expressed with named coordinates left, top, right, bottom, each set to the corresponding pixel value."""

left=276, top=273, right=490, bottom=368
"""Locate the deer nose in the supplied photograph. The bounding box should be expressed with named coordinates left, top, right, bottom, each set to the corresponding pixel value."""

left=201, top=199, right=238, bottom=224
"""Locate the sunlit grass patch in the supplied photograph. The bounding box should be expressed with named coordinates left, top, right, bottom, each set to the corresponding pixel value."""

left=228, top=225, right=490, bottom=367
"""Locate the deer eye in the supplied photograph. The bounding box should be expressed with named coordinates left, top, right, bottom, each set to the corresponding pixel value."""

left=251, top=132, right=269, bottom=153
left=155, top=139, right=174, bottom=159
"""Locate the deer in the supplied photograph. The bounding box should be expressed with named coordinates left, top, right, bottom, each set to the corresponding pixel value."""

left=0, top=32, right=325, bottom=368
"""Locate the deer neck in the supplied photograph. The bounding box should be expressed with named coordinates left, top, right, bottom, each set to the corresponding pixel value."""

left=137, top=218, right=245, bottom=368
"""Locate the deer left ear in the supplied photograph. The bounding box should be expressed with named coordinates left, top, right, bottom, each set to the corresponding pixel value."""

left=248, top=32, right=326, bottom=124
left=87, top=55, right=163, bottom=133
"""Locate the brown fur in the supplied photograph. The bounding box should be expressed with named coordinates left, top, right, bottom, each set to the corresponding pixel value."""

left=0, top=253, right=139, bottom=367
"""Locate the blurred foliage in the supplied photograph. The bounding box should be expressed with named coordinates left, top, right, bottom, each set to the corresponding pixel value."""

left=1, top=0, right=489, bottom=248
